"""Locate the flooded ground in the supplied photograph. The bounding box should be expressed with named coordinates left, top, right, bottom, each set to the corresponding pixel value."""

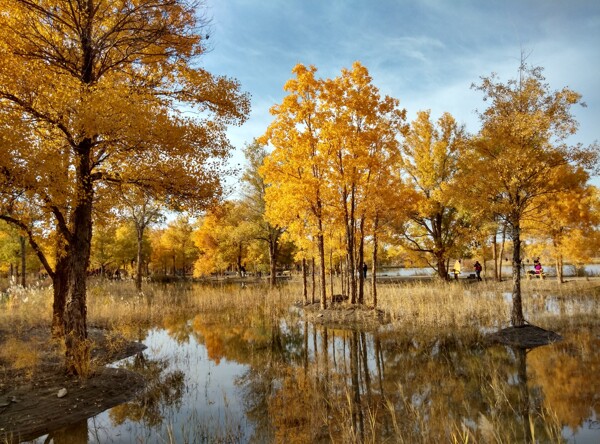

left=19, top=285, right=600, bottom=443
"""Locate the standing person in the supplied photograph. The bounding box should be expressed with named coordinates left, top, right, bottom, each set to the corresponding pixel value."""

left=362, top=262, right=368, bottom=279
left=453, top=259, right=461, bottom=280
left=474, top=261, right=483, bottom=281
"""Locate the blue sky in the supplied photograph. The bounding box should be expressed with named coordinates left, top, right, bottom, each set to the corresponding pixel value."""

left=199, top=0, right=600, bottom=186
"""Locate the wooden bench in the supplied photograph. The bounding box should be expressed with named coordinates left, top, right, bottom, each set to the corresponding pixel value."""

left=526, top=270, right=546, bottom=280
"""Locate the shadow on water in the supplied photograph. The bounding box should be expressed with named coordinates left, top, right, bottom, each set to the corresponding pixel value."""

left=24, top=292, right=600, bottom=443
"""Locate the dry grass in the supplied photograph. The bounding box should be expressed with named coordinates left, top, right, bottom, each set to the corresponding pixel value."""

left=2, top=276, right=598, bottom=356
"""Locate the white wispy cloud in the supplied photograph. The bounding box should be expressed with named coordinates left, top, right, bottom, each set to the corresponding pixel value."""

left=200, top=0, right=600, bottom=187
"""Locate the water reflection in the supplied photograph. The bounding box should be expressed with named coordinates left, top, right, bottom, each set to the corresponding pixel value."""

left=45, top=420, right=88, bottom=444
left=26, top=303, right=600, bottom=443
left=109, top=353, right=186, bottom=428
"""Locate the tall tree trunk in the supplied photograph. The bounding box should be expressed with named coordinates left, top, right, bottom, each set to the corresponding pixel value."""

left=357, top=218, right=365, bottom=305
left=135, top=226, right=144, bottom=292
left=302, top=258, right=307, bottom=304
left=64, top=145, right=94, bottom=375
left=371, top=227, right=378, bottom=308
left=19, top=235, right=26, bottom=287
left=52, top=253, right=70, bottom=338
left=345, top=189, right=357, bottom=305
left=436, top=252, right=449, bottom=280
left=510, top=220, right=525, bottom=326
left=555, top=248, right=564, bottom=284
left=329, top=248, right=334, bottom=304
left=498, top=222, right=507, bottom=281
left=317, top=232, right=327, bottom=310
left=481, top=242, right=488, bottom=280
left=491, top=232, right=499, bottom=281
left=311, top=257, right=315, bottom=304
left=269, top=238, right=278, bottom=288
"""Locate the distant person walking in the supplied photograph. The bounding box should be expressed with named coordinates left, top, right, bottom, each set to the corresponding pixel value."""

left=474, top=261, right=483, bottom=281
left=362, top=262, right=368, bottom=279
left=453, top=259, right=461, bottom=280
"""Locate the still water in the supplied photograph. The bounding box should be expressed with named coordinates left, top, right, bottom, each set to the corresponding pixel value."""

left=29, top=292, right=600, bottom=443
left=381, top=263, right=600, bottom=278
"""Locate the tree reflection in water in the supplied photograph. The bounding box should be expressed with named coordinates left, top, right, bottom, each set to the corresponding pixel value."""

left=109, top=352, right=185, bottom=428
left=232, top=314, right=598, bottom=443
left=59, top=300, right=598, bottom=443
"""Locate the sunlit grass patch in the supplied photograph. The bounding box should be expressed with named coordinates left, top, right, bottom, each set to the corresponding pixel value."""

left=0, top=337, right=41, bottom=378
left=375, top=280, right=510, bottom=331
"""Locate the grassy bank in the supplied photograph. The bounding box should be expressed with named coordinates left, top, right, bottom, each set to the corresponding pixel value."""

left=1, top=276, right=598, bottom=379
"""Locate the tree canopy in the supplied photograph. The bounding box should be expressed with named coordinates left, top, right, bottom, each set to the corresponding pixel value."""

left=0, top=0, right=249, bottom=373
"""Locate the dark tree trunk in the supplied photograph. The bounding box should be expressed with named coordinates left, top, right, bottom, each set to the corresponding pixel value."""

left=52, top=253, right=70, bottom=338
left=269, top=239, right=278, bottom=288
left=371, top=228, right=378, bottom=308
left=510, top=221, right=525, bottom=326
left=436, top=252, right=449, bottom=280
left=317, top=232, right=327, bottom=310
left=499, top=222, right=507, bottom=281
left=135, top=226, right=144, bottom=292
left=555, top=252, right=564, bottom=284
left=64, top=144, right=94, bottom=375
left=344, top=187, right=357, bottom=305
left=492, top=231, right=499, bottom=281
left=311, top=257, right=315, bottom=304
left=302, top=258, right=307, bottom=304
left=329, top=249, right=334, bottom=304
left=19, top=236, right=26, bottom=287
left=357, top=218, right=365, bottom=305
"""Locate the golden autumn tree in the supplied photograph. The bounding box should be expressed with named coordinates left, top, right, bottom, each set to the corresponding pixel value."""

left=114, top=186, right=164, bottom=291
left=0, top=0, right=249, bottom=373
left=398, top=110, right=469, bottom=280
left=161, top=216, right=198, bottom=277
left=527, top=180, right=600, bottom=282
left=192, top=200, right=254, bottom=277
left=320, top=62, right=407, bottom=304
left=112, top=223, right=140, bottom=274
left=241, top=140, right=291, bottom=287
left=90, top=218, right=118, bottom=278
left=0, top=220, right=42, bottom=284
left=260, top=64, right=331, bottom=309
left=463, top=61, right=596, bottom=326
left=261, top=62, right=407, bottom=307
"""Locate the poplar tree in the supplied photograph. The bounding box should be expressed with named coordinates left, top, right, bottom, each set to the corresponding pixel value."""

left=465, top=61, right=595, bottom=326
left=0, top=0, right=249, bottom=373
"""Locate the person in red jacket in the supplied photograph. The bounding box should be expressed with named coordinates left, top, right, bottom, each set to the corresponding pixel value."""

left=474, top=261, right=483, bottom=281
